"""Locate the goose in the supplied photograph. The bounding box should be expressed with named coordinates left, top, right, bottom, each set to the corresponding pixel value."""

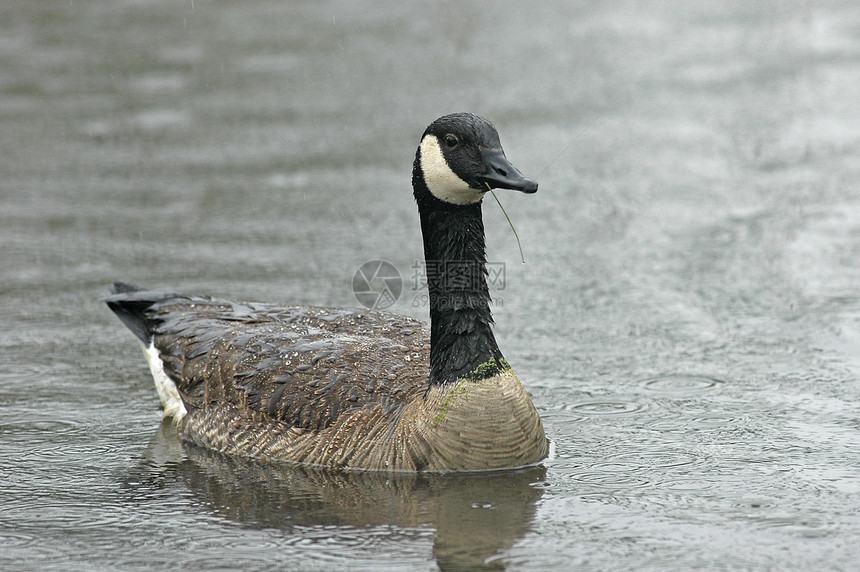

left=105, top=112, right=548, bottom=472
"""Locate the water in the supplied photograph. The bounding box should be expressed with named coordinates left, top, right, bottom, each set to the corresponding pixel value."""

left=2, top=0, right=860, bottom=569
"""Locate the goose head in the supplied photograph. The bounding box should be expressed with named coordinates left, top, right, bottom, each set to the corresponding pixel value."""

left=413, top=113, right=537, bottom=208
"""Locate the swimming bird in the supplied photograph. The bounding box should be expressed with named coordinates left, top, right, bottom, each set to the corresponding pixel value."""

left=105, top=113, right=547, bottom=472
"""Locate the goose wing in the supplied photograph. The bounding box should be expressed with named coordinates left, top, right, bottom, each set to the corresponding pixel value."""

left=105, top=285, right=430, bottom=432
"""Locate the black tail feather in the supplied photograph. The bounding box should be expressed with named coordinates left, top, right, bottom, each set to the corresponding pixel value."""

left=110, top=281, right=144, bottom=295
left=104, top=282, right=157, bottom=345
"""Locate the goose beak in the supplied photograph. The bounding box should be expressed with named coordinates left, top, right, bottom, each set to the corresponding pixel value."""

left=478, top=148, right=538, bottom=194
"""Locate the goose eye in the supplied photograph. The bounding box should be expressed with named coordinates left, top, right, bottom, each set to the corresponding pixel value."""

left=444, top=134, right=458, bottom=148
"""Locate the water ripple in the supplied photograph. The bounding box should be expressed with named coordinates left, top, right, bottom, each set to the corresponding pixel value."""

left=4, top=417, right=82, bottom=435
left=165, top=529, right=287, bottom=553
left=0, top=531, right=39, bottom=550
left=640, top=375, right=724, bottom=395
left=747, top=515, right=837, bottom=537
left=562, top=399, right=647, bottom=416
left=570, top=470, right=652, bottom=489
left=0, top=362, right=55, bottom=384
left=601, top=450, right=701, bottom=469
left=643, top=411, right=743, bottom=433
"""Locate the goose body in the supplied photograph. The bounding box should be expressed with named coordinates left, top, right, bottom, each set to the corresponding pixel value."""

left=106, top=113, right=547, bottom=472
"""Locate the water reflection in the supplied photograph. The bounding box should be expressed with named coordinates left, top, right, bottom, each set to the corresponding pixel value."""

left=126, top=421, right=546, bottom=571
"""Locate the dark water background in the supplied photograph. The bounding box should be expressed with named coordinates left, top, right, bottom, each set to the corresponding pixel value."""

left=2, top=1, right=860, bottom=570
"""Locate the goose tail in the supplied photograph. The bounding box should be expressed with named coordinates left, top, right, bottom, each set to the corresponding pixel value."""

left=103, top=282, right=188, bottom=422
left=103, top=282, right=164, bottom=345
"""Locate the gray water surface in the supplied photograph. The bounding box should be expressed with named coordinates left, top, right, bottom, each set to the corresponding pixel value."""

left=3, top=1, right=860, bottom=570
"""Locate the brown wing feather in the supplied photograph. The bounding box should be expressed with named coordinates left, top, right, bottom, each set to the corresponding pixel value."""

left=147, top=298, right=430, bottom=432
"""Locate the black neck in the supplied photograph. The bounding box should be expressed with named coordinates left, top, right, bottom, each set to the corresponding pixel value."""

left=413, top=168, right=509, bottom=386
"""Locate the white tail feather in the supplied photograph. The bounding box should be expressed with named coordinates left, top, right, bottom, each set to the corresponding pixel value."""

left=142, top=342, right=188, bottom=423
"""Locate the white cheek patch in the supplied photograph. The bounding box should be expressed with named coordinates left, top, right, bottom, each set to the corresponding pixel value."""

left=419, top=135, right=485, bottom=205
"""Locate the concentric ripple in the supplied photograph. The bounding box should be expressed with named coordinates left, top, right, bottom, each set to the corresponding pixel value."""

left=562, top=399, right=646, bottom=416
left=570, top=471, right=652, bottom=489
left=600, top=450, right=700, bottom=469
left=640, top=375, right=724, bottom=395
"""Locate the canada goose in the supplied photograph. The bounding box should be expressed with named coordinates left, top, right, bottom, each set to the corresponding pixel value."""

left=105, top=113, right=547, bottom=472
